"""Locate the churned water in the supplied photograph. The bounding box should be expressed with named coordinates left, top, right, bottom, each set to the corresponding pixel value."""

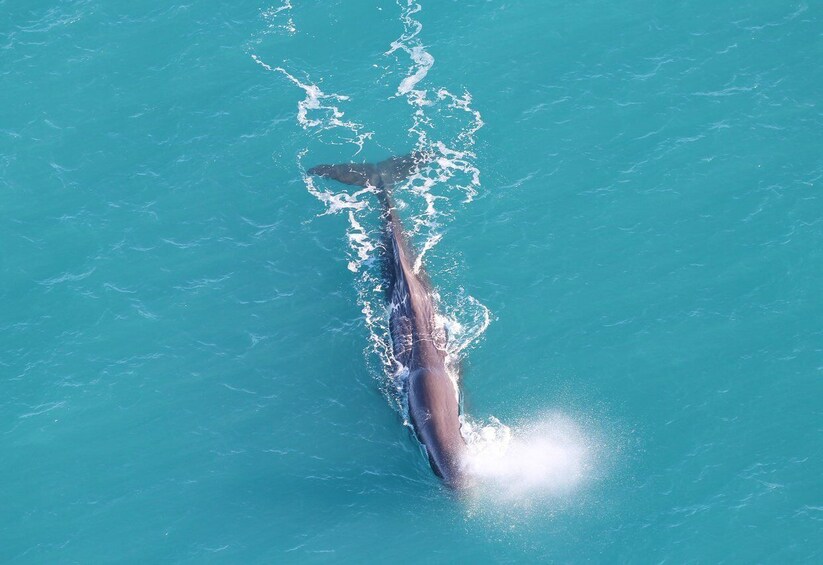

left=2, top=0, right=821, bottom=562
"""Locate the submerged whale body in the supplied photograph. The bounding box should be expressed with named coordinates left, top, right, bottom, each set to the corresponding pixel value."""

left=308, top=153, right=468, bottom=489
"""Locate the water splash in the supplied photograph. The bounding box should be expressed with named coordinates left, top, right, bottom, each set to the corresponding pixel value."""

left=460, top=412, right=603, bottom=511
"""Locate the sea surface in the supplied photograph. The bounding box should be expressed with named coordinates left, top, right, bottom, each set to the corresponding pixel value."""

left=2, top=0, right=822, bottom=562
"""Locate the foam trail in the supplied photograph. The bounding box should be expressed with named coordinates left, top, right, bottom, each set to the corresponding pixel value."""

left=386, top=0, right=484, bottom=222
left=446, top=294, right=490, bottom=357
left=261, top=1, right=296, bottom=35
left=252, top=55, right=373, bottom=152
left=246, top=2, right=296, bottom=49
left=346, top=210, right=375, bottom=273
left=303, top=175, right=373, bottom=217
left=437, top=88, right=485, bottom=146
left=392, top=44, right=434, bottom=96
left=385, top=1, right=432, bottom=96
left=413, top=232, right=441, bottom=274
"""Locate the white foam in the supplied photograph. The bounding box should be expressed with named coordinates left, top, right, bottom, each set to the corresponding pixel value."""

left=252, top=55, right=373, bottom=152
left=392, top=44, right=435, bottom=96
left=443, top=294, right=491, bottom=358
left=384, top=1, right=484, bottom=207
left=303, top=175, right=370, bottom=215
left=385, top=0, right=430, bottom=97
left=412, top=232, right=441, bottom=274
left=437, top=88, right=485, bottom=145
left=461, top=412, right=600, bottom=504
left=346, top=210, right=375, bottom=273
left=261, top=1, right=296, bottom=35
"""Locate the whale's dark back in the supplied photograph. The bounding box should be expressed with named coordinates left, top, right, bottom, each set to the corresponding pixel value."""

left=308, top=153, right=467, bottom=488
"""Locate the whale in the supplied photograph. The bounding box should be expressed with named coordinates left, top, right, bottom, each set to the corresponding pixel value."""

left=308, top=152, right=468, bottom=489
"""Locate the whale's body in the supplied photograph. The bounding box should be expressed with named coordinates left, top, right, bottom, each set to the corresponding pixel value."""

left=308, top=153, right=467, bottom=488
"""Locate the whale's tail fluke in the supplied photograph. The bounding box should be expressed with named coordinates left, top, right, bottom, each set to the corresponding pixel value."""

left=306, top=162, right=377, bottom=188
left=307, top=151, right=432, bottom=190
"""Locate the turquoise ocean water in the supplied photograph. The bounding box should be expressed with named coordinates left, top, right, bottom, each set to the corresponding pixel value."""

left=3, top=0, right=822, bottom=561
